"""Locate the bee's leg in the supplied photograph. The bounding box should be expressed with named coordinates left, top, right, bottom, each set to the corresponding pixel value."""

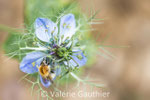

left=42, top=58, right=47, bottom=65
left=47, top=74, right=54, bottom=84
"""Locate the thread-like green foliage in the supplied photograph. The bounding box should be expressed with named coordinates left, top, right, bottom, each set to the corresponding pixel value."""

left=2, top=0, right=109, bottom=99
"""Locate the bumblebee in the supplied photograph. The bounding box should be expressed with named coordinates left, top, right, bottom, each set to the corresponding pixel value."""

left=38, top=59, right=56, bottom=83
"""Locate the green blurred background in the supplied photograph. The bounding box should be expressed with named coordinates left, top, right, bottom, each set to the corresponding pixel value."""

left=0, top=0, right=150, bottom=100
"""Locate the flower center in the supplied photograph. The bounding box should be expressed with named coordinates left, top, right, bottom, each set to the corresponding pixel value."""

left=56, top=47, right=71, bottom=59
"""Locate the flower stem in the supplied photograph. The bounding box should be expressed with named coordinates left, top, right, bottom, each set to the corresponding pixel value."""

left=70, top=72, right=82, bottom=82
left=20, top=47, right=48, bottom=51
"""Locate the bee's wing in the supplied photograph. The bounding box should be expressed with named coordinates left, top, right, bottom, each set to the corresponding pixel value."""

left=51, top=73, right=56, bottom=79
left=47, top=73, right=56, bottom=83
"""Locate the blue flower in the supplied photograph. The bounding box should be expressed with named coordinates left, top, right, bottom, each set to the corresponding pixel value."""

left=20, top=14, right=87, bottom=88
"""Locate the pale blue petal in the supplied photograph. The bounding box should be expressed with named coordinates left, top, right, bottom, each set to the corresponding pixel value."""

left=60, top=14, right=76, bottom=41
left=35, top=18, right=58, bottom=42
left=63, top=51, right=87, bottom=68
left=40, top=75, right=51, bottom=88
left=40, top=72, right=57, bottom=88
left=70, top=52, right=87, bottom=67
left=20, top=52, right=46, bottom=74
left=56, top=67, right=61, bottom=76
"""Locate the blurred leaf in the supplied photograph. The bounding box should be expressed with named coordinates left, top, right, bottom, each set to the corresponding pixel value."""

left=3, top=33, right=23, bottom=60
left=25, top=0, right=77, bottom=26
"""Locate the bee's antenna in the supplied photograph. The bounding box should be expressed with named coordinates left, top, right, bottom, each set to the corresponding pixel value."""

left=41, top=58, right=47, bottom=65
left=46, top=57, right=50, bottom=65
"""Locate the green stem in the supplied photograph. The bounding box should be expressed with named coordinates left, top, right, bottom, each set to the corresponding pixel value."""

left=99, top=45, right=130, bottom=48
left=70, top=72, right=105, bottom=88
left=18, top=74, right=30, bottom=83
left=20, top=47, right=48, bottom=51
left=70, top=72, right=82, bottom=82
left=0, top=24, right=22, bottom=33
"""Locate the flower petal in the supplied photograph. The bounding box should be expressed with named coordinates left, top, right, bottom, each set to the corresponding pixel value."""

left=20, top=52, right=46, bottom=74
left=35, top=18, right=58, bottom=42
left=40, top=75, right=51, bottom=88
left=40, top=72, right=57, bottom=88
left=70, top=52, right=87, bottom=67
left=60, top=14, right=76, bottom=42
left=56, top=67, right=61, bottom=76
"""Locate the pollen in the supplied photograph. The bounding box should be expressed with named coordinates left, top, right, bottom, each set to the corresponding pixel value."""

left=32, top=62, right=35, bottom=67
left=39, top=65, right=50, bottom=78
left=45, top=29, right=48, bottom=32
left=63, top=23, right=66, bottom=28
left=51, top=30, right=54, bottom=34
left=46, top=25, right=49, bottom=28
left=66, top=25, right=71, bottom=29
left=51, top=27, right=56, bottom=34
